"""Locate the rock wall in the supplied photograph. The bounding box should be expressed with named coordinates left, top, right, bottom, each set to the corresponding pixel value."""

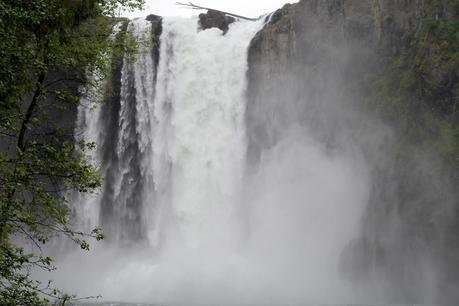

left=199, top=10, right=235, bottom=33
left=247, top=0, right=459, bottom=304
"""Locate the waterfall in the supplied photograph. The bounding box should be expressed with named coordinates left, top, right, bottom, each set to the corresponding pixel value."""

left=151, top=17, right=263, bottom=248
left=75, top=19, right=157, bottom=242
left=100, top=18, right=156, bottom=241
left=74, top=22, right=123, bottom=232
left=54, top=15, right=370, bottom=305
left=75, top=16, right=262, bottom=244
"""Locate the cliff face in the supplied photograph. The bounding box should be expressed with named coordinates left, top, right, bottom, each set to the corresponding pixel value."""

left=247, top=0, right=459, bottom=304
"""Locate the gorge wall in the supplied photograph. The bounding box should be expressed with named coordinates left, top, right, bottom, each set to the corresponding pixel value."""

left=247, top=0, right=459, bottom=304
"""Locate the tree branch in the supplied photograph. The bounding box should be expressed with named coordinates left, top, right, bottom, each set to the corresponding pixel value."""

left=17, top=71, right=47, bottom=152
left=44, top=77, right=82, bottom=89
left=176, top=2, right=259, bottom=21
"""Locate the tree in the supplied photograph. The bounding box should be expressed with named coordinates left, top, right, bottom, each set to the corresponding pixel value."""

left=0, top=0, right=144, bottom=304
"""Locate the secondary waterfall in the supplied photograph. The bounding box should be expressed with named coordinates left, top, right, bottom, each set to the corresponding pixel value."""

left=51, top=15, right=371, bottom=304
left=74, top=22, right=123, bottom=232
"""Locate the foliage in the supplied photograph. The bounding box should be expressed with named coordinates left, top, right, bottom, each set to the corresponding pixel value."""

left=0, top=0, right=143, bottom=304
left=369, top=0, right=459, bottom=166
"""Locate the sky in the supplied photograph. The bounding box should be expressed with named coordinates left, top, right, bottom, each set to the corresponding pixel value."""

left=122, top=0, right=296, bottom=18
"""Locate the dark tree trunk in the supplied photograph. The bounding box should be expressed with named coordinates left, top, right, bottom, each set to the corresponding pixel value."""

left=17, top=71, right=46, bottom=152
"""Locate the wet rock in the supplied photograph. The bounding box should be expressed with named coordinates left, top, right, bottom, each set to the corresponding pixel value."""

left=146, top=14, right=161, bottom=23
left=199, top=10, right=235, bottom=34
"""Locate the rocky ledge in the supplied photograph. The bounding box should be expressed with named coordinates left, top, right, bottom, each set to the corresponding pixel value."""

left=199, top=10, right=235, bottom=33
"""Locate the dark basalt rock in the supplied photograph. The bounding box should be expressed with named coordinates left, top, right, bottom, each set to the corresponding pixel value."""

left=199, top=10, right=235, bottom=34
left=145, top=14, right=163, bottom=70
left=146, top=14, right=161, bottom=23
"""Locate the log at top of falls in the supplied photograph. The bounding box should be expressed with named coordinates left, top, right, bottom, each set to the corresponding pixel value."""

left=176, top=2, right=259, bottom=21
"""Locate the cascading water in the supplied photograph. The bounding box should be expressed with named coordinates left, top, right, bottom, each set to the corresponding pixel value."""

left=151, top=17, right=263, bottom=249
left=99, top=18, right=156, bottom=241
left=50, top=15, right=371, bottom=305
left=74, top=22, right=123, bottom=232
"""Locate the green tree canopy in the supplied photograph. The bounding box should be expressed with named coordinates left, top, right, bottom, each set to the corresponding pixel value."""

left=0, top=0, right=144, bottom=304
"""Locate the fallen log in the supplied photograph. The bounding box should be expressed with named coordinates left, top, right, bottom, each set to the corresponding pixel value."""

left=176, top=2, right=259, bottom=21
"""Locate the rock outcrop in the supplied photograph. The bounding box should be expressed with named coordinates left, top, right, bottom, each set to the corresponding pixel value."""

left=199, top=10, right=235, bottom=33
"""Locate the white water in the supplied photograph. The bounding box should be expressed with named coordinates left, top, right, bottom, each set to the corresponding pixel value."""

left=110, top=18, right=156, bottom=241
left=74, top=22, right=123, bottom=231
left=52, top=16, right=371, bottom=305
left=151, top=17, right=262, bottom=249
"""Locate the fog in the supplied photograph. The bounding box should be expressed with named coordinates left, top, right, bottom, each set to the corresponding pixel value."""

left=49, top=132, right=369, bottom=304
left=36, top=7, right=458, bottom=305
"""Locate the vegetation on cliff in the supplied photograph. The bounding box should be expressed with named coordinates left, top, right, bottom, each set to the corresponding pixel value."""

left=0, top=0, right=143, bottom=304
left=362, top=2, right=459, bottom=300
left=370, top=0, right=459, bottom=167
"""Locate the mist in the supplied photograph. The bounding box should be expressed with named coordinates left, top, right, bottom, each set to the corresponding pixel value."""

left=49, top=131, right=370, bottom=304
left=37, top=4, right=459, bottom=305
